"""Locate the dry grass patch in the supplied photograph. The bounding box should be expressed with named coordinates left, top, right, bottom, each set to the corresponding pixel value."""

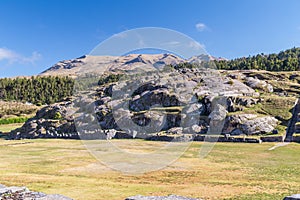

left=0, top=139, right=300, bottom=199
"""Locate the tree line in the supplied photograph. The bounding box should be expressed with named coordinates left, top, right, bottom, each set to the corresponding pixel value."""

left=215, top=47, right=300, bottom=71
left=0, top=76, right=74, bottom=105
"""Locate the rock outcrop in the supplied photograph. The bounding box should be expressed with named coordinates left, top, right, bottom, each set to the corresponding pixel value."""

left=222, top=114, right=278, bottom=135
left=9, top=63, right=280, bottom=140
left=284, top=194, right=300, bottom=200
left=245, top=77, right=273, bottom=92
left=0, top=184, right=72, bottom=200
left=9, top=102, right=78, bottom=140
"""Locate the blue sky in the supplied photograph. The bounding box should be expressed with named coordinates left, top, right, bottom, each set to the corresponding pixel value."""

left=1, top=0, right=300, bottom=77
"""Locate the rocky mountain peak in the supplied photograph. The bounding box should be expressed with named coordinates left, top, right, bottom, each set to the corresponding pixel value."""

left=40, top=53, right=226, bottom=76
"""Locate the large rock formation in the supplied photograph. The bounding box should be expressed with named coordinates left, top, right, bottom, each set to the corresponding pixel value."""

left=222, top=114, right=278, bottom=135
left=9, top=102, right=78, bottom=140
left=9, top=62, right=279, bottom=140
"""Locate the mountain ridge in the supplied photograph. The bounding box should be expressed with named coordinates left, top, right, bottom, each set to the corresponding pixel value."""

left=40, top=53, right=226, bottom=76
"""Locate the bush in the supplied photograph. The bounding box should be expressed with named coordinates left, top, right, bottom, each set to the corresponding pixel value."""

left=0, top=117, right=29, bottom=125
left=54, top=112, right=62, bottom=120
left=228, top=79, right=234, bottom=85
left=98, top=74, right=124, bottom=86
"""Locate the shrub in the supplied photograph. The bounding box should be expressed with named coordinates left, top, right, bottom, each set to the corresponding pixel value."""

left=54, top=112, right=62, bottom=120
left=0, top=117, right=29, bottom=125
left=228, top=79, right=234, bottom=85
left=98, top=74, right=124, bottom=86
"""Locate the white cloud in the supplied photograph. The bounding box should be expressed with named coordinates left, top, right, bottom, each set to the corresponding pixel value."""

left=195, top=23, right=207, bottom=32
left=113, top=32, right=127, bottom=38
left=162, top=41, right=181, bottom=46
left=0, top=48, right=41, bottom=64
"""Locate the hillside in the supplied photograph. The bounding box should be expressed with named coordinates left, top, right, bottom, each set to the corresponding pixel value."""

left=40, top=47, right=300, bottom=77
left=7, top=65, right=300, bottom=141
left=2, top=47, right=300, bottom=141
left=216, top=47, right=300, bottom=71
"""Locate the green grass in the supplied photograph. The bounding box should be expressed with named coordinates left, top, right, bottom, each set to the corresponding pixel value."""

left=0, top=123, right=23, bottom=133
left=240, top=96, right=295, bottom=122
left=227, top=96, right=295, bottom=136
left=0, top=117, right=29, bottom=125
left=0, top=139, right=300, bottom=200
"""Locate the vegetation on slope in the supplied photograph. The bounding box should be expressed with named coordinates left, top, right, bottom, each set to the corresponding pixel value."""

left=215, top=47, right=300, bottom=71
left=0, top=76, right=74, bottom=105
left=0, top=100, right=39, bottom=118
left=0, top=117, right=29, bottom=125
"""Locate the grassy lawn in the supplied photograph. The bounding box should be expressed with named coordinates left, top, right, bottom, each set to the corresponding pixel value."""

left=0, top=123, right=23, bottom=133
left=0, top=139, right=300, bottom=200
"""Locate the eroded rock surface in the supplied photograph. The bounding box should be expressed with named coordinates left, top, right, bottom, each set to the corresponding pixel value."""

left=9, top=65, right=278, bottom=140
left=0, top=184, right=72, bottom=200
left=284, top=194, right=300, bottom=200
left=222, top=114, right=278, bottom=135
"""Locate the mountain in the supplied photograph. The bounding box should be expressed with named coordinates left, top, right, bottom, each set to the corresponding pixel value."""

left=41, top=47, right=300, bottom=76
left=40, top=53, right=226, bottom=76
left=40, top=54, right=186, bottom=76
left=188, top=54, right=228, bottom=63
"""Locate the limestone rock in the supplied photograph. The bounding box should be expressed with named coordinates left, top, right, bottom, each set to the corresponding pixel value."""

left=0, top=184, right=72, bottom=200
left=240, top=116, right=278, bottom=135
left=222, top=114, right=278, bottom=135
left=284, top=194, right=300, bottom=200
left=167, top=127, right=183, bottom=134
left=245, top=77, right=273, bottom=92
left=9, top=102, right=78, bottom=140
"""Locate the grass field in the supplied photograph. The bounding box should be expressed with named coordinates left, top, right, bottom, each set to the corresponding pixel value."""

left=0, top=139, right=300, bottom=200
left=0, top=123, right=23, bottom=133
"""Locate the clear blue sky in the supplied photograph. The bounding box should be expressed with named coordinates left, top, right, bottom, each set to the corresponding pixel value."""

left=1, top=0, right=300, bottom=77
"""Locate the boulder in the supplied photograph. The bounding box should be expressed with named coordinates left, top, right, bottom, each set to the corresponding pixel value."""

left=230, top=128, right=244, bottom=135
left=0, top=184, right=72, bottom=200
left=222, top=114, right=278, bottom=135
left=167, top=127, right=183, bottom=134
left=240, top=116, right=278, bottom=135
left=190, top=124, right=202, bottom=133
left=129, top=88, right=180, bottom=112
left=245, top=77, right=273, bottom=92
left=36, top=102, right=69, bottom=119
left=284, top=194, right=300, bottom=200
